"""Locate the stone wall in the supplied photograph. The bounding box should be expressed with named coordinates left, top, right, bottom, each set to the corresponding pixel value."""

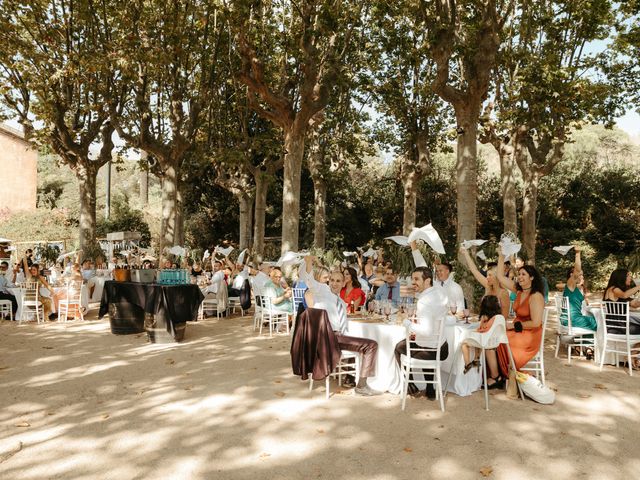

left=0, top=124, right=37, bottom=214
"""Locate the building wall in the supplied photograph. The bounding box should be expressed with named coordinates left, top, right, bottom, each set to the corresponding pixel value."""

left=0, top=125, right=37, bottom=213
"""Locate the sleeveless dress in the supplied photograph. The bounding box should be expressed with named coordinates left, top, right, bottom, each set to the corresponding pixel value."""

left=562, top=286, right=597, bottom=331
left=498, top=291, right=543, bottom=374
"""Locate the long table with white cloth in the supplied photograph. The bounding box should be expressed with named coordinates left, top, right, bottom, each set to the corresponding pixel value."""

left=347, top=316, right=482, bottom=396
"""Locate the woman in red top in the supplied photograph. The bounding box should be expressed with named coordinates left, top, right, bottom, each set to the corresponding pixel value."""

left=495, top=247, right=545, bottom=377
left=340, top=267, right=366, bottom=313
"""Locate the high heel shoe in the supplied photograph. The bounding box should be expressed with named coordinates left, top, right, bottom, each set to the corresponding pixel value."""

left=487, top=375, right=506, bottom=390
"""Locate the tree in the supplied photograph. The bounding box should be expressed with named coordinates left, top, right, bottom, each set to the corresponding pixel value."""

left=232, top=0, right=366, bottom=253
left=107, top=0, right=228, bottom=254
left=498, top=0, right=621, bottom=262
left=0, top=0, right=116, bottom=251
left=368, top=1, right=452, bottom=235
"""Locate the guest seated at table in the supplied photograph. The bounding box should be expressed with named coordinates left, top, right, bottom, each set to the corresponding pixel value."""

left=26, top=263, right=55, bottom=320
left=394, top=266, right=448, bottom=400
left=374, top=265, right=401, bottom=306
left=495, top=248, right=545, bottom=380
left=461, top=295, right=504, bottom=389
left=229, top=262, right=250, bottom=297
left=410, top=241, right=464, bottom=316
left=359, top=255, right=376, bottom=289
left=203, top=259, right=227, bottom=295
left=0, top=261, right=18, bottom=317
left=250, top=262, right=271, bottom=297
left=459, top=246, right=510, bottom=318
left=263, top=267, right=293, bottom=313
left=340, top=267, right=366, bottom=313
left=561, top=246, right=597, bottom=331
left=603, top=268, right=640, bottom=333
left=301, top=256, right=380, bottom=396
left=53, top=263, right=83, bottom=312
left=191, top=262, right=204, bottom=278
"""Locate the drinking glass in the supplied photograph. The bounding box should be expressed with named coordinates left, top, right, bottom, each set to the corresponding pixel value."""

left=383, top=301, right=392, bottom=323
left=368, top=300, right=377, bottom=316
left=449, top=303, right=457, bottom=316
left=463, top=307, right=470, bottom=324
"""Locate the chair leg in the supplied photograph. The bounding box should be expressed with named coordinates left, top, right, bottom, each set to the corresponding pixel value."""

left=567, top=344, right=572, bottom=364
left=325, top=376, right=330, bottom=400
left=506, top=346, right=524, bottom=401
left=401, top=366, right=409, bottom=411
left=481, top=349, right=489, bottom=411
left=437, top=368, right=445, bottom=412
left=443, top=345, right=460, bottom=397
left=309, top=377, right=313, bottom=391
left=555, top=335, right=560, bottom=358
left=599, top=338, right=607, bottom=371
left=627, top=342, right=633, bottom=377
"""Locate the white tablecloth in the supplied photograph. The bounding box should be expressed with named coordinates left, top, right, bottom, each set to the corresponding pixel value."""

left=88, top=276, right=107, bottom=303
left=7, top=287, right=23, bottom=321
left=347, top=317, right=483, bottom=396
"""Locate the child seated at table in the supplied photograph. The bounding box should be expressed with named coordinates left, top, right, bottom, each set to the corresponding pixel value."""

left=461, top=295, right=505, bottom=389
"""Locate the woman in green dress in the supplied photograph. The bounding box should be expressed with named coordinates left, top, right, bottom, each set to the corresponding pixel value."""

left=562, top=246, right=597, bottom=331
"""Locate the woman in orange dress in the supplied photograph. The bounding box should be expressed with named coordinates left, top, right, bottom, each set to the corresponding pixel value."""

left=496, top=248, right=545, bottom=376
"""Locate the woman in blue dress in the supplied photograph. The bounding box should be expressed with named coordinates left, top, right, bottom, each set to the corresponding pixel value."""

left=562, top=246, right=597, bottom=331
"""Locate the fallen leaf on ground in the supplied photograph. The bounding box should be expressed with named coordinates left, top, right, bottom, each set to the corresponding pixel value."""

left=317, top=429, right=325, bottom=434
left=165, top=358, right=175, bottom=365
left=184, top=386, right=193, bottom=391
left=259, top=453, right=271, bottom=459
left=434, top=437, right=440, bottom=441
left=14, top=422, right=30, bottom=427
left=46, top=412, right=55, bottom=416
left=101, top=414, right=110, bottom=419
left=273, top=379, right=282, bottom=384
left=479, top=466, right=493, bottom=477
left=0, top=441, right=23, bottom=464
left=0, top=366, right=9, bottom=371
left=594, top=384, right=607, bottom=390
left=403, top=447, right=413, bottom=453
left=42, top=346, right=53, bottom=350
left=438, top=424, right=445, bottom=429
left=274, top=391, right=286, bottom=397
left=577, top=393, right=591, bottom=398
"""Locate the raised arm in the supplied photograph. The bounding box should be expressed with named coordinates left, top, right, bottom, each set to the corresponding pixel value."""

left=459, top=246, right=488, bottom=289
left=496, top=248, right=517, bottom=293
left=410, top=241, right=427, bottom=268
left=574, top=246, right=582, bottom=275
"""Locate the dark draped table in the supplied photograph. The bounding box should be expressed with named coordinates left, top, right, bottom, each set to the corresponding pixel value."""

left=99, top=281, right=204, bottom=342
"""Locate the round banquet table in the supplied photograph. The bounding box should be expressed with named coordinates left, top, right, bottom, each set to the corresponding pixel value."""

left=347, top=316, right=482, bottom=396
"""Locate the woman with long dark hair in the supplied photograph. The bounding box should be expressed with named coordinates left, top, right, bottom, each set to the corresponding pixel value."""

left=495, top=248, right=545, bottom=378
left=603, top=268, right=640, bottom=334
left=340, top=267, right=366, bottom=313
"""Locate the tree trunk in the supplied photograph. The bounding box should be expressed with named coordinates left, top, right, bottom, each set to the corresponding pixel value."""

left=239, top=193, right=253, bottom=250
left=402, top=164, right=419, bottom=236
left=499, top=138, right=518, bottom=235
left=455, top=111, right=478, bottom=246
left=139, top=152, right=149, bottom=207
left=521, top=173, right=539, bottom=265
left=160, top=164, right=179, bottom=256
left=175, top=184, right=185, bottom=247
left=253, top=172, right=269, bottom=260
left=281, top=130, right=305, bottom=253
left=76, top=163, right=99, bottom=253
left=312, top=174, right=327, bottom=249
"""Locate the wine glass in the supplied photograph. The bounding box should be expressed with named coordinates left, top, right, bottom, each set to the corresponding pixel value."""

left=449, top=303, right=457, bottom=317
left=383, top=301, right=392, bottom=323
left=463, top=307, right=470, bottom=324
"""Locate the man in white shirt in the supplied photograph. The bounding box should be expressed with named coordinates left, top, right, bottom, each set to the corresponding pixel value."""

left=203, top=259, right=226, bottom=295
left=300, top=256, right=380, bottom=396
left=394, top=266, right=448, bottom=400
left=410, top=241, right=465, bottom=316
left=250, top=263, right=271, bottom=297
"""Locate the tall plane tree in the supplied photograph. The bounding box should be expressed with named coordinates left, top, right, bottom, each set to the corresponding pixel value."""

left=369, top=1, right=452, bottom=235
left=0, top=0, right=116, bottom=252
left=232, top=0, right=366, bottom=253
left=107, top=0, right=227, bottom=254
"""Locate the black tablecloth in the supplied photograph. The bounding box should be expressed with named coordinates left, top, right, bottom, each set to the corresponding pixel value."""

left=99, top=281, right=204, bottom=340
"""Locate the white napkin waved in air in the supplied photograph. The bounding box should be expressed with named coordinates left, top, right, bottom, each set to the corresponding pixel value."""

left=215, top=246, right=234, bottom=257
left=169, top=245, right=186, bottom=257
left=552, top=245, right=574, bottom=256
left=203, top=249, right=210, bottom=260
left=461, top=239, right=487, bottom=249
left=362, top=248, right=376, bottom=258
left=476, top=250, right=487, bottom=261
left=386, top=224, right=446, bottom=254
left=237, top=249, right=248, bottom=265
left=499, top=236, right=521, bottom=257
left=276, top=251, right=310, bottom=267
left=343, top=251, right=358, bottom=258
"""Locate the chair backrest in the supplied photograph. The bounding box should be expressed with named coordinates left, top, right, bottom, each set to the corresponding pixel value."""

left=601, top=301, right=630, bottom=335
left=292, top=287, right=306, bottom=313
left=554, top=293, right=572, bottom=333
left=20, top=281, right=39, bottom=302
left=464, top=315, right=509, bottom=350
left=538, top=308, right=550, bottom=354
left=65, top=280, right=83, bottom=303
left=216, top=279, right=228, bottom=310
left=405, top=316, right=446, bottom=361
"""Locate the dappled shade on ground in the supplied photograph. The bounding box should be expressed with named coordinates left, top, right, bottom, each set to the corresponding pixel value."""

left=0, top=309, right=639, bottom=480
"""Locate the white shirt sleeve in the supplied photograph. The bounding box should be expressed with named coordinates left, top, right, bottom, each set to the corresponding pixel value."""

left=412, top=249, right=427, bottom=268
